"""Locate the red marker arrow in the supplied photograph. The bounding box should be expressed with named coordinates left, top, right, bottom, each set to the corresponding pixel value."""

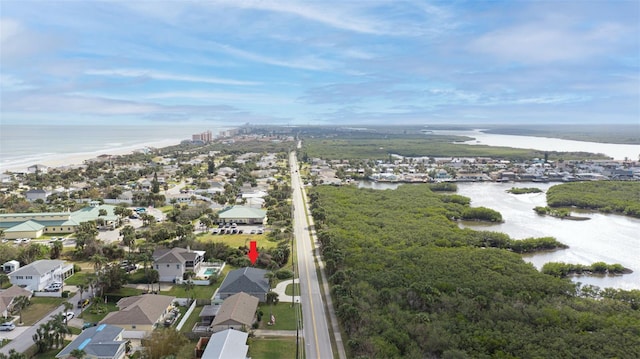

left=248, top=241, right=259, bottom=265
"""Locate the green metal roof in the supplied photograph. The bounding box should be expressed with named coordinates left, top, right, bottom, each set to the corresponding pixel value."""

left=218, top=205, right=266, bottom=219
left=4, top=220, right=45, bottom=232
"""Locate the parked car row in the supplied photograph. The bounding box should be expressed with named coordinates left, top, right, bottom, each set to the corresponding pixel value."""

left=14, top=238, right=31, bottom=244
left=212, top=228, right=245, bottom=235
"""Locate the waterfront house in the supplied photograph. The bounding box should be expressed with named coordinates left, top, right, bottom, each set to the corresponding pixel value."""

left=27, top=164, right=48, bottom=174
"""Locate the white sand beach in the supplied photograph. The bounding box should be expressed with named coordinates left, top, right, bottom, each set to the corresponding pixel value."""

left=0, top=138, right=182, bottom=173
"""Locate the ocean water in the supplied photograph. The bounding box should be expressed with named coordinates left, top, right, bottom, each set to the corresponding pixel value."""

left=0, top=124, right=231, bottom=172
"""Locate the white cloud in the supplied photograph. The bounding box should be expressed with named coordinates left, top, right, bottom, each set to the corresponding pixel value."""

left=0, top=18, right=63, bottom=63
left=221, top=0, right=386, bottom=35
left=85, top=68, right=260, bottom=86
left=144, top=91, right=293, bottom=105
left=214, top=42, right=335, bottom=71
left=469, top=21, right=626, bottom=64
left=0, top=74, right=34, bottom=91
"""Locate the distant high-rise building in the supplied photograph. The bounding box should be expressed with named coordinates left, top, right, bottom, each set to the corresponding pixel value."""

left=192, top=130, right=213, bottom=143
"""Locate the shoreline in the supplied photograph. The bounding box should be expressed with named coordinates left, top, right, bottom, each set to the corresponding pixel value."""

left=0, top=138, right=183, bottom=173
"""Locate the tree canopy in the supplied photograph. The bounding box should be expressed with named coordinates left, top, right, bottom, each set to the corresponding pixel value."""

left=310, top=184, right=640, bottom=358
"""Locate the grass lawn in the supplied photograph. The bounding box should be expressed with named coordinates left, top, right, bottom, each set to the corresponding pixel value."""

left=20, top=297, right=65, bottom=326
left=68, top=261, right=96, bottom=272
left=160, top=263, right=235, bottom=300
left=285, top=283, right=300, bottom=296
left=64, top=271, right=94, bottom=286
left=127, top=268, right=147, bottom=284
left=161, top=283, right=216, bottom=299
left=79, top=302, right=118, bottom=323
left=198, top=233, right=279, bottom=250
left=31, top=340, right=72, bottom=359
left=108, top=287, right=144, bottom=297
left=179, top=305, right=204, bottom=333
left=248, top=337, right=298, bottom=359
left=257, top=302, right=298, bottom=331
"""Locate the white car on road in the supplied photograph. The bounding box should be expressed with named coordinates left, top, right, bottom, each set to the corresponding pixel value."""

left=62, top=311, right=75, bottom=321
left=0, top=322, right=16, bottom=331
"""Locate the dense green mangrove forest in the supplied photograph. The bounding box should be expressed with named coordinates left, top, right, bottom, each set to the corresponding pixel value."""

left=309, top=184, right=640, bottom=358
left=546, top=181, right=640, bottom=218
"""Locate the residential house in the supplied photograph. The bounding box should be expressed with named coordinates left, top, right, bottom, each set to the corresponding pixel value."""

left=55, top=324, right=127, bottom=359
left=99, top=294, right=176, bottom=333
left=209, top=292, right=258, bottom=333
left=217, top=206, right=267, bottom=225
left=195, top=329, right=249, bottom=359
left=152, top=247, right=205, bottom=283
left=217, top=267, right=269, bottom=302
left=8, top=260, right=74, bottom=291
left=2, top=260, right=20, bottom=273
left=27, top=164, right=49, bottom=174
left=25, top=189, right=49, bottom=202
left=0, top=285, right=32, bottom=318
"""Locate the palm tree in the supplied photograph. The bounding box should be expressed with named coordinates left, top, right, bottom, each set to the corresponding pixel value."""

left=63, top=302, right=74, bottom=325
left=78, top=283, right=87, bottom=318
left=51, top=313, right=70, bottom=348
left=4, top=349, right=26, bottom=359
left=181, top=279, right=195, bottom=304
left=120, top=225, right=136, bottom=254
left=12, top=295, right=29, bottom=325
left=146, top=269, right=159, bottom=293
left=90, top=254, right=107, bottom=274
left=69, top=349, right=86, bottom=359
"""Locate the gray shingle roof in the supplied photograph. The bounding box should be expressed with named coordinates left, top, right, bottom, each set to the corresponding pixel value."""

left=55, top=324, right=125, bottom=358
left=218, top=267, right=269, bottom=295
left=9, top=260, right=65, bottom=277
left=153, top=247, right=202, bottom=264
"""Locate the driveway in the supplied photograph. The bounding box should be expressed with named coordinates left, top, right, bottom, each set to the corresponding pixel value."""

left=0, top=325, right=29, bottom=341
left=0, top=291, right=83, bottom=355
left=272, top=279, right=300, bottom=303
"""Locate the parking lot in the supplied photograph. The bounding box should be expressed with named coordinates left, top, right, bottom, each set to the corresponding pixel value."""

left=210, top=223, right=265, bottom=235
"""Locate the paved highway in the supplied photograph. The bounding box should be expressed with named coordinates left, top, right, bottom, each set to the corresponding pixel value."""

left=290, top=151, right=333, bottom=359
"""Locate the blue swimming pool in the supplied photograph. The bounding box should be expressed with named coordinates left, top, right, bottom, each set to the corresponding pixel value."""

left=204, top=268, right=216, bottom=275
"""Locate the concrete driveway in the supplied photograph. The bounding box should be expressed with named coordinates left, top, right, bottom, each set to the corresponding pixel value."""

left=0, top=325, right=29, bottom=341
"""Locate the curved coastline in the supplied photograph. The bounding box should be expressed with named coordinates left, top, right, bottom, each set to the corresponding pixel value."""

left=0, top=138, right=183, bottom=173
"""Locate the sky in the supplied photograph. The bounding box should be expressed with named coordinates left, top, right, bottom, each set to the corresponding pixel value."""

left=1, top=0, right=639, bottom=126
